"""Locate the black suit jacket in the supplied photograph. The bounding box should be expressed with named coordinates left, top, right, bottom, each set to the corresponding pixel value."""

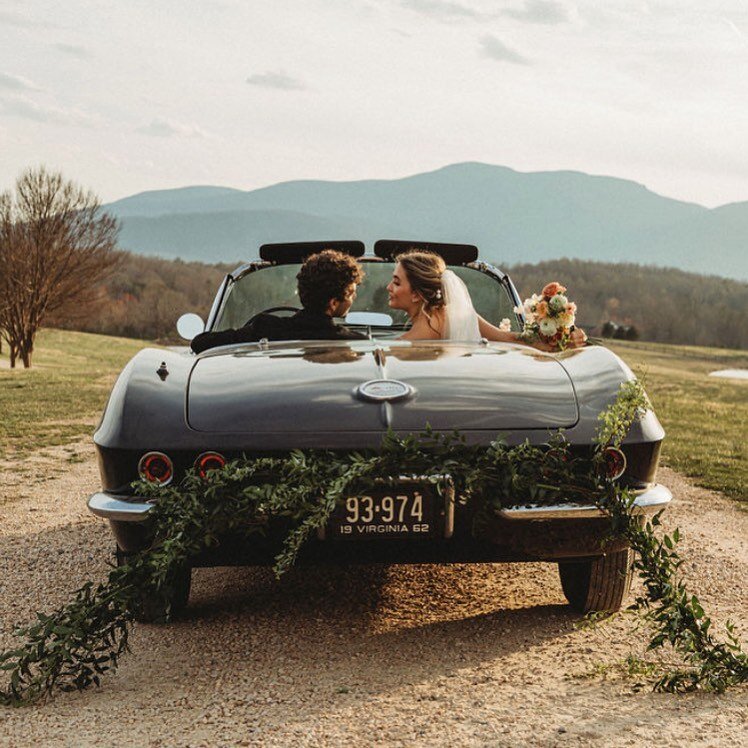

left=190, top=309, right=366, bottom=353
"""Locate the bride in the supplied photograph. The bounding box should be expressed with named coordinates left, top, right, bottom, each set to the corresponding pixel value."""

left=386, top=250, right=587, bottom=350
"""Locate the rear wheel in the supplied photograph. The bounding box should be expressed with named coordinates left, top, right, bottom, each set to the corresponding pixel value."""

left=558, top=548, right=634, bottom=614
left=115, top=547, right=192, bottom=623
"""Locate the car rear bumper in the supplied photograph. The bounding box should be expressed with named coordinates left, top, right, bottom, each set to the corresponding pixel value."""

left=87, top=483, right=672, bottom=523
left=498, top=483, right=672, bottom=520
left=88, top=492, right=154, bottom=522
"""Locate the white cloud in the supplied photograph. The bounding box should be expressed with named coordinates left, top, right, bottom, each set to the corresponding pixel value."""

left=246, top=71, right=307, bottom=91
left=0, top=72, right=39, bottom=92
left=53, top=42, right=91, bottom=59
left=0, top=95, right=96, bottom=126
left=136, top=117, right=209, bottom=139
left=0, top=10, right=53, bottom=29
left=502, top=1, right=569, bottom=25
left=399, top=0, right=482, bottom=19
left=480, top=34, right=530, bottom=64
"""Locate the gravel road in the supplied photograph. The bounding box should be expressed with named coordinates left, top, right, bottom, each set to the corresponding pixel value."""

left=1, top=443, right=746, bottom=747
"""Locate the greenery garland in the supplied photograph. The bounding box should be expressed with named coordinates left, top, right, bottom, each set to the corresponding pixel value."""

left=1, top=381, right=746, bottom=705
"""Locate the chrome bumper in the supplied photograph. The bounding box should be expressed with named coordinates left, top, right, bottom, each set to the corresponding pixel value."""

left=88, top=492, right=153, bottom=522
left=498, top=483, right=672, bottom=521
left=88, top=482, right=672, bottom=524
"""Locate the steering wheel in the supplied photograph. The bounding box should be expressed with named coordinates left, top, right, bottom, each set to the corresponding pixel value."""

left=257, top=306, right=300, bottom=316
left=244, top=306, right=301, bottom=326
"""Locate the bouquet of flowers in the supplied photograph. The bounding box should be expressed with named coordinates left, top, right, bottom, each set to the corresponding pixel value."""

left=515, top=281, right=577, bottom=350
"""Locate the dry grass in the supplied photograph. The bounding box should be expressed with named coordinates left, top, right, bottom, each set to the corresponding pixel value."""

left=607, top=339, right=748, bottom=502
left=0, top=329, right=149, bottom=459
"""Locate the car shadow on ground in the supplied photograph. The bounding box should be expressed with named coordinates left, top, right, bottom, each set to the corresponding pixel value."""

left=1, top=522, right=578, bottom=715
left=148, top=562, right=580, bottom=697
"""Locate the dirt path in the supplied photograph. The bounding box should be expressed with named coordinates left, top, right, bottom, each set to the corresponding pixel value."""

left=1, top=445, right=746, bottom=747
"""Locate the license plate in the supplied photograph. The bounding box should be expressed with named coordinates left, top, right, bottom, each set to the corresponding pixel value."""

left=327, top=486, right=438, bottom=539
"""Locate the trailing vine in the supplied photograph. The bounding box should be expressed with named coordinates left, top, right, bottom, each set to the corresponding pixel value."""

left=1, top=380, right=746, bottom=705
left=593, top=381, right=748, bottom=691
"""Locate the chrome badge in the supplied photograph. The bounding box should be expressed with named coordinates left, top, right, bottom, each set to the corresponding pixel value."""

left=355, top=379, right=414, bottom=403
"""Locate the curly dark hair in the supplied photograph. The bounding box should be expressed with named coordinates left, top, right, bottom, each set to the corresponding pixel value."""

left=296, top=250, right=365, bottom=313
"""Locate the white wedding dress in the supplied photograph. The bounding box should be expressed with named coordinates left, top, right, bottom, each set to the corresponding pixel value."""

left=441, top=270, right=481, bottom=341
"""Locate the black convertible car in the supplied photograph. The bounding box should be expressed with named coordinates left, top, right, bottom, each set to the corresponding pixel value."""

left=88, top=240, right=671, bottom=616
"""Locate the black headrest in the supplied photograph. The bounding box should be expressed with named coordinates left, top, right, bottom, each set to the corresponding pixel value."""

left=374, top=240, right=478, bottom=264
left=259, top=241, right=365, bottom=264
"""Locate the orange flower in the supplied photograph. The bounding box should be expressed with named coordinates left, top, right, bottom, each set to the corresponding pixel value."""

left=535, top=300, right=549, bottom=318
left=542, top=281, right=566, bottom=299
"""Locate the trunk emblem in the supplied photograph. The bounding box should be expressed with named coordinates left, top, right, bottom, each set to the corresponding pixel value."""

left=355, top=379, right=415, bottom=403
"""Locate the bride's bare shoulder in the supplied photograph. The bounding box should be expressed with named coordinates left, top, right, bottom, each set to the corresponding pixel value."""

left=431, top=308, right=447, bottom=336
left=400, top=310, right=445, bottom=340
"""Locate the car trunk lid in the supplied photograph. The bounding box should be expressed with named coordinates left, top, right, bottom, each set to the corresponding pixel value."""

left=186, top=341, right=578, bottom=433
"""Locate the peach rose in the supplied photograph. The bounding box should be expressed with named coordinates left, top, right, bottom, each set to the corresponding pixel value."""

left=565, top=302, right=577, bottom=315
left=542, top=281, right=566, bottom=299
left=535, top=300, right=549, bottom=318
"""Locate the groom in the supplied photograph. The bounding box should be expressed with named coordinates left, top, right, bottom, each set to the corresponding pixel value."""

left=190, top=249, right=366, bottom=353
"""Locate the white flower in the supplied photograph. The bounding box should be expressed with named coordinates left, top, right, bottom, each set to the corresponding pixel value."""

left=524, top=294, right=540, bottom=311
left=499, top=318, right=512, bottom=332
left=513, top=305, right=523, bottom=315
left=539, top=317, right=558, bottom=336
left=549, top=294, right=568, bottom=313
left=557, top=312, right=575, bottom=328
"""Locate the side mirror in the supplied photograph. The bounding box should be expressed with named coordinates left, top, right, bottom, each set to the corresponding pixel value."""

left=176, top=313, right=205, bottom=341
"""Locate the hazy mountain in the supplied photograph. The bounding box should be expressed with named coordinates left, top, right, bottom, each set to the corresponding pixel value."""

left=105, top=163, right=747, bottom=279
left=108, top=185, right=246, bottom=218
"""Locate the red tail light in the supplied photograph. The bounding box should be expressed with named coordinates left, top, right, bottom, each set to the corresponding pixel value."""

left=138, top=452, right=174, bottom=484
left=602, top=447, right=627, bottom=480
left=195, top=451, right=226, bottom=478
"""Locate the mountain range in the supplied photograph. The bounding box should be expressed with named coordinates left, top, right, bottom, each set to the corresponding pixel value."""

left=104, top=162, right=748, bottom=280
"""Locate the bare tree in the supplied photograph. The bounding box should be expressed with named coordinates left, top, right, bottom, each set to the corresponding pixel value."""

left=0, top=167, right=120, bottom=368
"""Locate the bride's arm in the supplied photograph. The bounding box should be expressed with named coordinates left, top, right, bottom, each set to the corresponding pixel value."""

left=477, top=315, right=549, bottom=347
left=478, top=315, right=586, bottom=350
left=477, top=315, right=520, bottom=344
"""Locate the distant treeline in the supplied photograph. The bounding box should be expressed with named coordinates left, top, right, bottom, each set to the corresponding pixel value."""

left=55, top=252, right=747, bottom=350
left=506, top=259, right=748, bottom=350
left=50, top=252, right=232, bottom=341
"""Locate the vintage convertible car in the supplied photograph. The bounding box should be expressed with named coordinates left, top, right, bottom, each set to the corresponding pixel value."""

left=88, top=240, right=671, bottom=617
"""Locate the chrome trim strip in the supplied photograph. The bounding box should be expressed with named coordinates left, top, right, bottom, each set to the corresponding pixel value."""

left=498, top=483, right=672, bottom=521
left=443, top=479, right=455, bottom=539
left=87, top=492, right=153, bottom=522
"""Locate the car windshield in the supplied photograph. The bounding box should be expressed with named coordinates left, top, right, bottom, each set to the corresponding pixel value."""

left=214, top=261, right=520, bottom=333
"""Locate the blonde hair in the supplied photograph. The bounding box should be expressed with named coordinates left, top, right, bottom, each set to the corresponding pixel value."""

left=396, top=249, right=446, bottom=332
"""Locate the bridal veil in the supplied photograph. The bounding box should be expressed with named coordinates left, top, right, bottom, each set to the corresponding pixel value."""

left=441, top=269, right=480, bottom=341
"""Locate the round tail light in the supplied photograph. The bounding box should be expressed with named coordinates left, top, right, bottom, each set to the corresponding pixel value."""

left=602, top=447, right=627, bottom=480
left=195, top=451, right=226, bottom=479
left=138, top=452, right=174, bottom=484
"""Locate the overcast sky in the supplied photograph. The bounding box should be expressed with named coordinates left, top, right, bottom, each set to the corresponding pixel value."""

left=1, top=0, right=746, bottom=206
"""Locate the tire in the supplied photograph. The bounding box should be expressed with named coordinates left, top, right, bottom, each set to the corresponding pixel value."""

left=558, top=548, right=634, bottom=614
left=115, top=547, right=192, bottom=623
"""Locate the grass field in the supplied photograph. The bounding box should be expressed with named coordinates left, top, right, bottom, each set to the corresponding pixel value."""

left=607, top=340, right=747, bottom=503
left=1, top=330, right=745, bottom=502
left=0, top=329, right=148, bottom=459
